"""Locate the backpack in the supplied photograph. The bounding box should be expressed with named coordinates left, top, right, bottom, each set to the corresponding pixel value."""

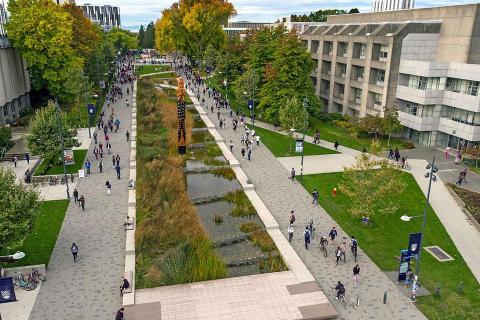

left=304, top=230, right=310, bottom=242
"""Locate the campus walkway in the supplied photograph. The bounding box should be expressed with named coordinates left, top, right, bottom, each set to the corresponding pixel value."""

left=246, top=119, right=480, bottom=284
left=191, top=84, right=427, bottom=319
left=27, top=85, right=132, bottom=320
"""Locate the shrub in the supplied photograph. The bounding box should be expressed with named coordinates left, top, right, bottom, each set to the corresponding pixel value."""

left=260, top=255, right=288, bottom=273
left=317, top=112, right=349, bottom=123
left=224, top=190, right=257, bottom=217
left=240, top=222, right=261, bottom=233
left=213, top=214, right=224, bottom=224
left=210, top=167, right=236, bottom=180
left=249, top=230, right=276, bottom=252
left=402, top=141, right=415, bottom=149
left=0, top=126, right=12, bottom=151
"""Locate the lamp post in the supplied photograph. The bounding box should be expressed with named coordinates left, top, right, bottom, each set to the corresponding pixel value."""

left=0, top=251, right=25, bottom=263
left=55, top=99, right=70, bottom=199
left=300, top=97, right=309, bottom=180
left=244, top=91, right=255, bottom=130
left=401, top=156, right=437, bottom=278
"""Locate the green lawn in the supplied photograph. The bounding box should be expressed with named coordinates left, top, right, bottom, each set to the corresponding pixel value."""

left=136, top=64, right=171, bottom=75
left=254, top=126, right=337, bottom=157
left=34, top=149, right=88, bottom=176
left=0, top=200, right=70, bottom=267
left=300, top=172, right=479, bottom=319
left=142, top=72, right=176, bottom=79
left=308, top=116, right=410, bottom=152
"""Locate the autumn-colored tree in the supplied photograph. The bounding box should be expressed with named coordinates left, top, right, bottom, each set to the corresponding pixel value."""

left=62, top=2, right=101, bottom=61
left=6, top=0, right=83, bottom=103
left=463, top=146, right=480, bottom=171
left=355, top=114, right=384, bottom=139
left=339, top=140, right=406, bottom=218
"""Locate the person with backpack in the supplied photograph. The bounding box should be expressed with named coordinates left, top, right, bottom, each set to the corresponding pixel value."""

left=303, top=227, right=311, bottom=249
left=71, top=243, right=79, bottom=262
left=329, top=226, right=338, bottom=243
left=353, top=264, right=360, bottom=285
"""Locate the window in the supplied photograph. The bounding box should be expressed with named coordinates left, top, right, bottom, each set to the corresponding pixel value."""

left=380, top=45, right=388, bottom=60
left=406, top=102, right=418, bottom=116
left=374, top=93, right=382, bottom=105
left=355, top=88, right=362, bottom=101
left=421, top=105, right=435, bottom=117
left=446, top=78, right=479, bottom=96
left=360, top=44, right=367, bottom=58
left=376, top=70, right=385, bottom=83
left=408, top=75, right=439, bottom=91
left=340, top=64, right=346, bottom=75
left=358, top=69, right=364, bottom=80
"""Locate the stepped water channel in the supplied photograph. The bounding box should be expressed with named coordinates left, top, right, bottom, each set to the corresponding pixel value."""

left=185, top=108, right=284, bottom=277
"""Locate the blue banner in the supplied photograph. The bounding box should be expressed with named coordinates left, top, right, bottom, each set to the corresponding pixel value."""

left=248, top=100, right=253, bottom=109
left=398, top=250, right=411, bottom=281
left=408, top=233, right=422, bottom=257
left=87, top=103, right=95, bottom=115
left=0, top=277, right=17, bottom=303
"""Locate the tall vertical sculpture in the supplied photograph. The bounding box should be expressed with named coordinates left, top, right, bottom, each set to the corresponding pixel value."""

left=176, top=77, right=187, bottom=154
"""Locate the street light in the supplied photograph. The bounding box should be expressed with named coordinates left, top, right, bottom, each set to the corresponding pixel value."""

left=300, top=97, right=309, bottom=180
left=55, top=99, right=70, bottom=199
left=401, top=156, right=437, bottom=279
left=0, top=251, right=26, bottom=263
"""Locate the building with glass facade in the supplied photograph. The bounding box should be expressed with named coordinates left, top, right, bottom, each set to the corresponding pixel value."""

left=79, top=4, right=121, bottom=31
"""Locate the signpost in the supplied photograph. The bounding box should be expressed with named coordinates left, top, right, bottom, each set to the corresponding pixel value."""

left=87, top=103, right=95, bottom=138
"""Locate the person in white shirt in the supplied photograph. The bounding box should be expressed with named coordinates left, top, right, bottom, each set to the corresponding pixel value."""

left=287, top=223, right=294, bottom=242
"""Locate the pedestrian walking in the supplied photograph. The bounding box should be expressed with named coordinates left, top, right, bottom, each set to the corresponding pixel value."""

left=303, top=227, right=311, bottom=249
left=79, top=195, right=85, bottom=211
left=388, top=148, right=394, bottom=160
left=289, top=210, right=296, bottom=225
left=312, top=188, right=319, bottom=205
left=335, top=246, right=342, bottom=265
left=115, top=165, right=121, bottom=179
left=256, top=135, right=260, bottom=146
left=98, top=159, right=103, bottom=173
left=247, top=148, right=252, bottom=161
left=85, top=159, right=91, bottom=175
left=353, top=264, right=360, bottom=285
left=25, top=153, right=30, bottom=164
left=71, top=243, right=78, bottom=262
left=290, top=167, right=296, bottom=182
left=456, top=172, right=464, bottom=185
left=229, top=140, right=234, bottom=152
left=106, top=142, right=111, bottom=154
left=116, top=154, right=121, bottom=166
left=73, top=188, right=79, bottom=203
left=120, top=276, right=130, bottom=296
left=115, top=308, right=125, bottom=320
left=329, top=227, right=338, bottom=243
left=394, top=147, right=401, bottom=162
left=93, top=132, right=98, bottom=144
left=93, top=146, right=99, bottom=160
left=13, top=154, right=17, bottom=167
left=287, top=223, right=294, bottom=242
left=334, top=141, right=339, bottom=151
left=462, top=168, right=468, bottom=183
left=112, top=155, right=116, bottom=168
left=106, top=180, right=112, bottom=196
left=445, top=147, right=450, bottom=159
left=126, top=130, right=130, bottom=142
left=241, top=147, right=245, bottom=160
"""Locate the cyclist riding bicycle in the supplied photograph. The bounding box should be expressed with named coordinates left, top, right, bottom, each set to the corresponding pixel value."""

left=320, top=236, right=328, bottom=248
left=335, top=281, right=346, bottom=300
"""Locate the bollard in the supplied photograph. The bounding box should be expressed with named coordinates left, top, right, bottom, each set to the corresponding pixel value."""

left=435, top=286, right=441, bottom=296
left=383, top=291, right=387, bottom=304
left=457, top=282, right=464, bottom=294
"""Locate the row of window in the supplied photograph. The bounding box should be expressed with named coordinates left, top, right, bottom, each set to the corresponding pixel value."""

left=313, top=41, right=388, bottom=61
left=400, top=101, right=480, bottom=126
left=407, top=75, right=440, bottom=91
left=405, top=75, right=480, bottom=96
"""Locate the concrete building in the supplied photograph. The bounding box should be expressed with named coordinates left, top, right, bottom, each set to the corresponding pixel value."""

left=0, top=2, right=31, bottom=126
left=79, top=4, right=120, bottom=31
left=223, top=21, right=270, bottom=37
left=372, top=0, right=414, bottom=12
left=300, top=4, right=480, bottom=149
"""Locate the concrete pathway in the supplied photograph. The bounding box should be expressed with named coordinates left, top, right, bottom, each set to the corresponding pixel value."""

left=190, top=81, right=427, bottom=319
left=26, top=83, right=132, bottom=320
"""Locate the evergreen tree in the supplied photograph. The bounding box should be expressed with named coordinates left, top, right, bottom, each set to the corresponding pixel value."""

left=138, top=25, right=145, bottom=48
left=144, top=22, right=155, bottom=49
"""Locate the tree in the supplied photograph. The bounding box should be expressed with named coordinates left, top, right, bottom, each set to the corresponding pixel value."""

left=355, top=114, right=384, bottom=139
left=339, top=140, right=406, bottom=219
left=257, top=31, right=321, bottom=122
left=62, top=2, right=101, bottom=61
left=279, top=97, right=308, bottom=152
left=463, top=146, right=480, bottom=171
left=349, top=8, right=360, bottom=14
left=26, top=101, right=79, bottom=161
left=6, top=0, right=83, bottom=103
left=138, top=25, right=145, bottom=48
left=144, top=22, right=155, bottom=49
left=383, top=107, right=403, bottom=146
left=106, top=27, right=138, bottom=55
left=203, top=44, right=217, bottom=70
left=233, top=67, right=260, bottom=107
left=0, top=126, right=12, bottom=151
left=0, top=168, right=40, bottom=251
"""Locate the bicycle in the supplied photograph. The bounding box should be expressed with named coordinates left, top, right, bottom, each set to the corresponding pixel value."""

left=48, top=176, right=58, bottom=185
left=30, top=268, right=46, bottom=282
left=14, top=273, right=37, bottom=291
left=332, top=287, right=347, bottom=308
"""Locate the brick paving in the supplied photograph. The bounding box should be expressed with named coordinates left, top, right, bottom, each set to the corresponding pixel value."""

left=27, top=84, right=132, bottom=320
left=192, top=82, right=427, bottom=319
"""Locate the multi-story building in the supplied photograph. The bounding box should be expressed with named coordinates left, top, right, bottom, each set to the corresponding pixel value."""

left=223, top=21, right=270, bottom=37
left=0, top=2, right=31, bottom=126
left=372, top=0, right=414, bottom=12
left=300, top=4, right=480, bottom=149
left=79, top=4, right=120, bottom=31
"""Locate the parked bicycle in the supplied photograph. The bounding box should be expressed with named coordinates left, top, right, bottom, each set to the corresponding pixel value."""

left=30, top=268, right=46, bottom=283
left=48, top=176, right=58, bottom=185
left=14, top=272, right=37, bottom=291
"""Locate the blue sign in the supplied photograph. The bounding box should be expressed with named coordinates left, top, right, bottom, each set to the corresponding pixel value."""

left=408, top=233, right=422, bottom=257
left=0, top=277, right=17, bottom=303
left=398, top=250, right=411, bottom=281
left=206, top=67, right=211, bottom=74
left=87, top=103, right=95, bottom=115
left=248, top=100, right=253, bottom=110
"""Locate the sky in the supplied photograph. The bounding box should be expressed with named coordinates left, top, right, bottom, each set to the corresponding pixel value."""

left=75, top=0, right=476, bottom=31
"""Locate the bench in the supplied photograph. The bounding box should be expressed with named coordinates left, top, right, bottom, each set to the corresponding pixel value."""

left=123, top=271, right=133, bottom=294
